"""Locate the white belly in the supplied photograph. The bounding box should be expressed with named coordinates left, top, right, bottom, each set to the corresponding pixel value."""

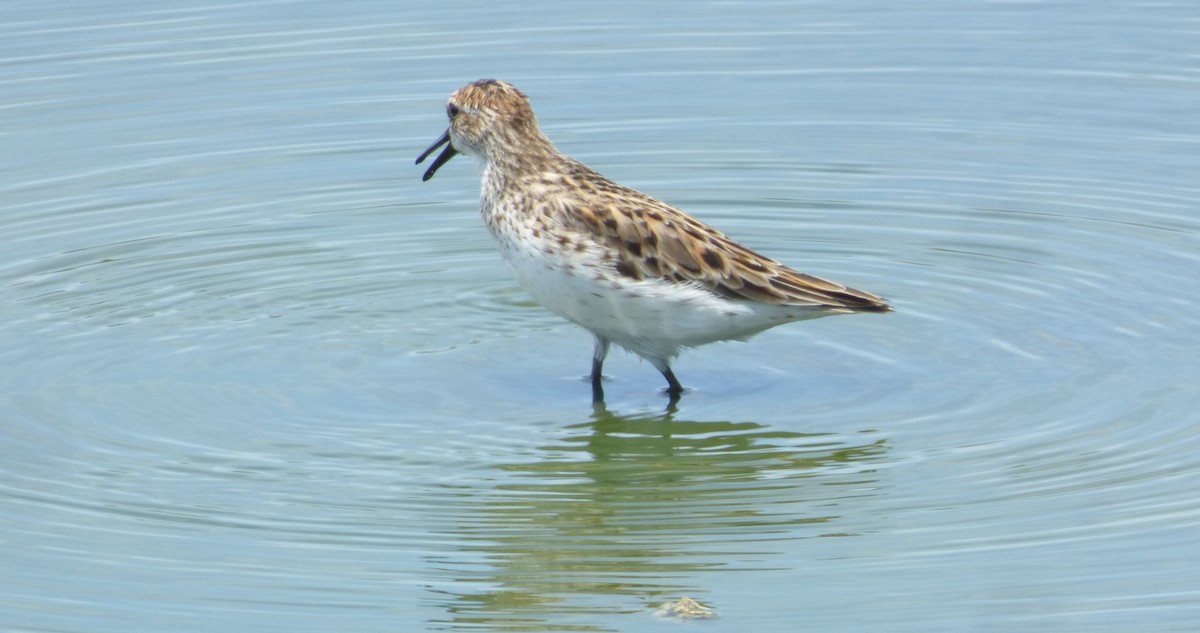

left=491, top=227, right=831, bottom=363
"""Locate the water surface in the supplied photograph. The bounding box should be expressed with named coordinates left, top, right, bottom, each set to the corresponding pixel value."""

left=3, top=2, right=1199, bottom=631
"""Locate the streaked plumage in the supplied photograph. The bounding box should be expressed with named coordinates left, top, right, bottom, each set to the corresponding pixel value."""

left=417, top=79, right=890, bottom=400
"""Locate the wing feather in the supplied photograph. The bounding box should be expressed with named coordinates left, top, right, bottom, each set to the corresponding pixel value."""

left=554, top=164, right=890, bottom=312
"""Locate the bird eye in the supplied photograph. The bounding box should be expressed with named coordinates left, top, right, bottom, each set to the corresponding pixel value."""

left=447, top=103, right=460, bottom=119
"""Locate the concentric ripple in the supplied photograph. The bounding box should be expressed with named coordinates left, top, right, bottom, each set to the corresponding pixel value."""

left=2, top=1, right=1199, bottom=632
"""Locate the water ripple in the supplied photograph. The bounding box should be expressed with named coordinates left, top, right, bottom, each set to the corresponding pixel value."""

left=2, top=1, right=1199, bottom=631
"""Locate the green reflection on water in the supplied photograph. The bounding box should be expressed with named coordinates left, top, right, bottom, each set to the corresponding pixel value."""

left=429, top=404, right=888, bottom=631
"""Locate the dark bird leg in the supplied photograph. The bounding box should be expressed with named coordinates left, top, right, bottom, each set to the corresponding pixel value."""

left=661, top=366, right=684, bottom=399
left=591, top=336, right=610, bottom=403
left=650, top=358, right=685, bottom=401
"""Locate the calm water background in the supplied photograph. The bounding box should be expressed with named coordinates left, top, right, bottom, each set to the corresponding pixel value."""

left=3, top=1, right=1199, bottom=631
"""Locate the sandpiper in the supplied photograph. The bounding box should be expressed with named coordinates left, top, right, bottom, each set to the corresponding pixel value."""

left=417, top=79, right=890, bottom=400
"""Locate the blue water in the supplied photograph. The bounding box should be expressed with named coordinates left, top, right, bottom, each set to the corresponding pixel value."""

left=3, top=2, right=1199, bottom=631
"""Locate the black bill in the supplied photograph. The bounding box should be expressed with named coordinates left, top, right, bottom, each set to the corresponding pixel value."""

left=415, top=129, right=458, bottom=182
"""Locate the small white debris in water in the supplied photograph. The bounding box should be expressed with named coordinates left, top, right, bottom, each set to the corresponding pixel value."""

left=653, top=596, right=715, bottom=619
